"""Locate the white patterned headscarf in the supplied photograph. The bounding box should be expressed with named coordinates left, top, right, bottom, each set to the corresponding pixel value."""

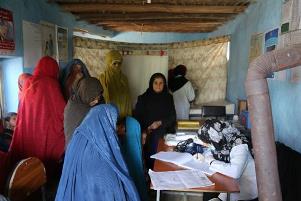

left=198, top=119, right=249, bottom=163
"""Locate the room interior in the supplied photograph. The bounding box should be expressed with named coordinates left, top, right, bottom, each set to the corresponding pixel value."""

left=0, top=0, right=301, bottom=201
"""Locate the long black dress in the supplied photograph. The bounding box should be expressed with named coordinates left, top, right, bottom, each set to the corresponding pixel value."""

left=134, top=73, right=176, bottom=170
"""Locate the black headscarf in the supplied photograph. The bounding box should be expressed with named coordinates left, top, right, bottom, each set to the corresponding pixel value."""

left=64, top=77, right=104, bottom=147
left=134, top=73, right=176, bottom=133
left=198, top=119, right=249, bottom=163
left=168, top=65, right=189, bottom=92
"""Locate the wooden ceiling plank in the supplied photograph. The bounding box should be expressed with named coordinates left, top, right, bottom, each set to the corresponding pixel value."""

left=59, top=3, right=247, bottom=14
left=103, top=26, right=216, bottom=33
left=97, top=21, right=222, bottom=26
left=76, top=13, right=234, bottom=21
left=88, top=18, right=227, bottom=24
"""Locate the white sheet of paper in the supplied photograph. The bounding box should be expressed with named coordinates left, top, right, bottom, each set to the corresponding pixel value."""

left=149, top=169, right=214, bottom=190
left=151, top=151, right=215, bottom=175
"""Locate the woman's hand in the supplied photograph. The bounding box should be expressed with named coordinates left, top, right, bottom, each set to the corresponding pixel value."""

left=147, top=121, right=162, bottom=131
left=141, top=132, right=147, bottom=145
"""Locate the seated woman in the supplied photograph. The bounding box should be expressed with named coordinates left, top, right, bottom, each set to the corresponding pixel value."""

left=64, top=77, right=104, bottom=147
left=198, top=119, right=258, bottom=201
left=56, top=104, right=140, bottom=201
left=134, top=73, right=176, bottom=170
left=60, top=59, right=90, bottom=100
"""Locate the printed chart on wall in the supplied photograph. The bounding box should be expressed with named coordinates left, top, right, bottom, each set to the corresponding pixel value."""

left=265, top=28, right=278, bottom=52
left=40, top=21, right=57, bottom=59
left=0, top=7, right=15, bottom=55
left=23, top=20, right=42, bottom=68
left=249, top=33, right=263, bottom=63
left=56, top=26, right=68, bottom=62
left=264, top=28, right=279, bottom=79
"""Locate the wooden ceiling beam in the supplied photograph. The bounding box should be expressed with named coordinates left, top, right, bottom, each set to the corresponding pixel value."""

left=75, top=13, right=234, bottom=21
left=89, top=18, right=226, bottom=24
left=102, top=25, right=216, bottom=33
left=59, top=3, right=247, bottom=14
left=102, top=23, right=219, bottom=31
left=97, top=21, right=222, bottom=27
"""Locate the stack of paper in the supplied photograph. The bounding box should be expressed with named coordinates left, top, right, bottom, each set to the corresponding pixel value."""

left=151, top=151, right=215, bottom=175
left=149, top=169, right=214, bottom=190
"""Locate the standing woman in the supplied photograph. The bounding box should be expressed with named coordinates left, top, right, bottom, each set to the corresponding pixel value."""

left=10, top=56, right=66, bottom=175
left=169, top=64, right=195, bottom=120
left=99, top=50, right=132, bottom=119
left=60, top=59, right=90, bottom=100
left=64, top=77, right=104, bottom=147
left=134, top=73, right=176, bottom=170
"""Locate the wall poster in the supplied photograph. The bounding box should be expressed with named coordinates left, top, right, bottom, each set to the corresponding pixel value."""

left=23, top=20, right=42, bottom=68
left=249, top=33, right=263, bottom=63
left=40, top=21, right=57, bottom=59
left=56, top=26, right=68, bottom=62
left=0, top=7, right=15, bottom=55
left=265, top=28, right=279, bottom=52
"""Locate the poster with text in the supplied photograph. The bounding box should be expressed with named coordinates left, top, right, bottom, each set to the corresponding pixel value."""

left=249, top=33, right=263, bottom=63
left=0, top=7, right=15, bottom=55
left=265, top=28, right=279, bottom=52
left=23, top=20, right=42, bottom=68
left=56, top=26, right=68, bottom=62
left=40, top=21, right=57, bottom=59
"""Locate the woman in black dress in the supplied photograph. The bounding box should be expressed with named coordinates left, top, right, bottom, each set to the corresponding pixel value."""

left=134, top=73, right=176, bottom=170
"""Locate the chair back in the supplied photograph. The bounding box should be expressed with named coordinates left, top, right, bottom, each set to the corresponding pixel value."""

left=6, top=157, right=46, bottom=201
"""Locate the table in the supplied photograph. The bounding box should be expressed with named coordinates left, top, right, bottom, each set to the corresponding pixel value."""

left=151, top=139, right=240, bottom=201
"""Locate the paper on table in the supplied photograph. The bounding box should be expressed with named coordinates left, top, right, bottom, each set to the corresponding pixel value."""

left=149, top=169, right=214, bottom=190
left=164, top=132, right=199, bottom=146
left=151, top=151, right=215, bottom=175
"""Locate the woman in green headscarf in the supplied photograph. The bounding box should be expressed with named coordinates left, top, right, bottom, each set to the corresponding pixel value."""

left=99, top=50, right=132, bottom=119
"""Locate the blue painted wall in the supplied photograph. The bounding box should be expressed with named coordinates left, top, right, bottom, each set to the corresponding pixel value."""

left=218, top=0, right=301, bottom=153
left=1, top=57, right=23, bottom=113
left=0, top=0, right=113, bottom=113
left=221, top=0, right=282, bottom=103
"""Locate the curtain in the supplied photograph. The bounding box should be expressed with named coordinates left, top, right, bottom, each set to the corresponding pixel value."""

left=73, top=36, right=229, bottom=104
left=168, top=42, right=228, bottom=104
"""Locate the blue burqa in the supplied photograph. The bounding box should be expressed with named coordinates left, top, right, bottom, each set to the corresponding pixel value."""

left=55, top=104, right=140, bottom=201
left=123, top=117, right=148, bottom=201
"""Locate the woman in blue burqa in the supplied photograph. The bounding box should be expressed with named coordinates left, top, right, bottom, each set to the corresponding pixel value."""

left=55, top=104, right=140, bottom=201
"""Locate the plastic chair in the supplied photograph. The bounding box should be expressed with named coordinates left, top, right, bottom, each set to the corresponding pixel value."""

left=6, top=157, right=47, bottom=201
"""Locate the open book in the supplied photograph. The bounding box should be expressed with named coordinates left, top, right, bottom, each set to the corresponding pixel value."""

left=151, top=151, right=215, bottom=176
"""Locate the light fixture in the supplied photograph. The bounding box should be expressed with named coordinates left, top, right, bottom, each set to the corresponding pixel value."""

left=147, top=0, right=151, bottom=3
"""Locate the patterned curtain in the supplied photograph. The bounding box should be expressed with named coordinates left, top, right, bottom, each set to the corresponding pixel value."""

left=168, top=42, right=228, bottom=104
left=73, top=36, right=229, bottom=104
